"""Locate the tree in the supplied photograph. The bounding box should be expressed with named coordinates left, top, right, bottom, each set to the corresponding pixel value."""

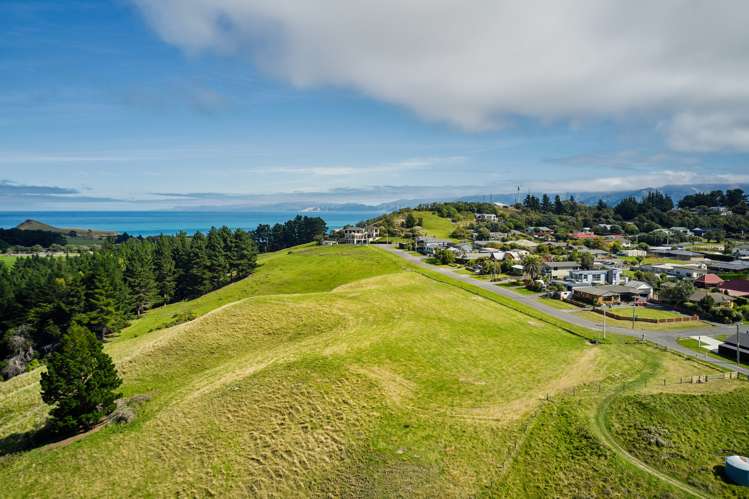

left=206, top=227, right=229, bottom=289
left=404, top=212, right=418, bottom=228
left=81, top=255, right=122, bottom=339
left=183, top=232, right=212, bottom=298
left=123, top=242, right=157, bottom=317
left=554, top=195, right=564, bottom=214
left=231, top=229, right=258, bottom=279
left=40, top=324, right=122, bottom=434
left=154, top=236, right=176, bottom=304
left=522, top=254, right=542, bottom=281
left=579, top=252, right=594, bottom=270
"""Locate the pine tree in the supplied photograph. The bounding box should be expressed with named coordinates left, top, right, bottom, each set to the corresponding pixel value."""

left=231, top=229, right=258, bottom=279
left=206, top=227, right=229, bottom=289
left=40, top=324, right=122, bottom=434
left=82, top=256, right=120, bottom=339
left=124, top=241, right=157, bottom=317
left=154, top=236, right=176, bottom=304
left=184, top=232, right=212, bottom=298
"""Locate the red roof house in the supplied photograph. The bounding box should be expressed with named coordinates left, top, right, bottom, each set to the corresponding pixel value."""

left=694, top=273, right=724, bottom=288
left=571, top=232, right=596, bottom=239
left=718, top=279, right=749, bottom=297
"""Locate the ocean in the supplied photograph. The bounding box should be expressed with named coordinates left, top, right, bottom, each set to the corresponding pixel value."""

left=0, top=210, right=383, bottom=237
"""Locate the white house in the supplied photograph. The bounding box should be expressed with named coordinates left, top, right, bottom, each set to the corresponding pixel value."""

left=475, top=213, right=498, bottom=222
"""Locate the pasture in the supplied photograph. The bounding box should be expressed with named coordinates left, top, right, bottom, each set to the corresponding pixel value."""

left=0, top=245, right=741, bottom=497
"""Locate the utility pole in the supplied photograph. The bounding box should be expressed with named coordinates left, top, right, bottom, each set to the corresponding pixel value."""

left=632, top=306, right=636, bottom=329
left=737, top=323, right=741, bottom=369
left=602, top=304, right=607, bottom=341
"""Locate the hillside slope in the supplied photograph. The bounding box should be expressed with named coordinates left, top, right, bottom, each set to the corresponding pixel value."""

left=0, top=245, right=739, bottom=496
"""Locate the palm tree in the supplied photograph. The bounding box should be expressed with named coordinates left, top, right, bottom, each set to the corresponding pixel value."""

left=522, top=254, right=542, bottom=282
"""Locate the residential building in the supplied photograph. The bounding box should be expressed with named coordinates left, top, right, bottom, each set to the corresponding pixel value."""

left=646, top=247, right=703, bottom=261
left=341, top=225, right=379, bottom=245
left=718, top=332, right=749, bottom=363
left=568, top=268, right=623, bottom=286
left=706, top=260, right=749, bottom=273
left=639, top=263, right=706, bottom=279
left=620, top=249, right=647, bottom=258
left=475, top=213, right=498, bottom=222
left=670, top=226, right=693, bottom=236
left=718, top=280, right=749, bottom=298
left=415, top=237, right=449, bottom=255
left=622, top=280, right=654, bottom=299
left=688, top=289, right=735, bottom=307
left=694, top=273, right=724, bottom=288
left=490, top=249, right=529, bottom=262
left=572, top=284, right=651, bottom=305
left=542, top=261, right=581, bottom=279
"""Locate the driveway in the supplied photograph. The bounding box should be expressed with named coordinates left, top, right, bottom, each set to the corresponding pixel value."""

left=381, top=245, right=749, bottom=375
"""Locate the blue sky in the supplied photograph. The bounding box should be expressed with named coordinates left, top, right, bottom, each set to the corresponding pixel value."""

left=2, top=1, right=749, bottom=210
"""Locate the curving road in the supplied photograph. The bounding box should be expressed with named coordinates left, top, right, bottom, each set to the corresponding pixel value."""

left=381, top=245, right=749, bottom=375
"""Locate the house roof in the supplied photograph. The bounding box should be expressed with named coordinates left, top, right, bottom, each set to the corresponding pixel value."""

left=688, top=289, right=734, bottom=304
left=623, top=280, right=653, bottom=290
left=573, top=286, right=621, bottom=297
left=718, top=280, right=749, bottom=297
left=543, top=261, right=580, bottom=269
left=707, top=260, right=749, bottom=271
left=695, top=273, right=724, bottom=285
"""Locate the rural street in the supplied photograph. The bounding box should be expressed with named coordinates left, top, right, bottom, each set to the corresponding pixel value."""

left=381, top=245, right=749, bottom=376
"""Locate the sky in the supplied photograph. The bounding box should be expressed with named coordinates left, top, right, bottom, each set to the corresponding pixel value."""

left=2, top=0, right=749, bottom=210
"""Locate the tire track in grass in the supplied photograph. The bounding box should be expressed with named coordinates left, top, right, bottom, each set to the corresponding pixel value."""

left=592, top=357, right=708, bottom=499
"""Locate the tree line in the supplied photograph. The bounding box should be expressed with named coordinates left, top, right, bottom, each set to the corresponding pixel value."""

left=0, top=226, right=259, bottom=380
left=0, top=228, right=67, bottom=251
left=250, top=215, right=327, bottom=252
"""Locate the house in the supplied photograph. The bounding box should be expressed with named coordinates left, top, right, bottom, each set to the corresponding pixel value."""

left=694, top=273, right=724, bottom=288
left=717, top=279, right=749, bottom=298
left=493, top=202, right=510, bottom=209
left=526, top=226, right=555, bottom=240
left=687, top=289, right=735, bottom=308
left=639, top=263, right=706, bottom=279
left=542, top=261, right=581, bottom=279
left=621, top=249, right=647, bottom=258
left=692, top=227, right=706, bottom=237
left=622, top=280, right=654, bottom=299
left=646, top=247, right=703, bottom=261
left=568, top=268, right=623, bottom=286
left=572, top=286, right=622, bottom=305
left=571, top=231, right=597, bottom=240
left=321, top=240, right=338, bottom=246
left=415, top=237, right=449, bottom=255
left=490, top=249, right=529, bottom=262
left=341, top=225, right=379, bottom=245
left=475, top=213, right=498, bottom=222
left=734, top=247, right=749, bottom=260
left=709, top=206, right=732, bottom=216
left=670, top=226, right=693, bottom=236
left=706, top=260, right=749, bottom=273
left=718, top=332, right=749, bottom=363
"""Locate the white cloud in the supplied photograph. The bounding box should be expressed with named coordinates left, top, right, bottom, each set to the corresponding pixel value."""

left=133, top=0, right=749, bottom=151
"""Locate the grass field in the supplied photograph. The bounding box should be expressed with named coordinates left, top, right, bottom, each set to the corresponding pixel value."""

left=0, top=244, right=742, bottom=496
left=537, top=297, right=581, bottom=310
left=609, top=306, right=689, bottom=320
left=575, top=310, right=708, bottom=331
left=411, top=210, right=461, bottom=240
left=0, top=255, right=17, bottom=268
left=609, top=387, right=749, bottom=496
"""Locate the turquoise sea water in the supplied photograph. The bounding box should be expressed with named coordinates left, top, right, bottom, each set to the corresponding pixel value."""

left=0, top=211, right=382, bottom=237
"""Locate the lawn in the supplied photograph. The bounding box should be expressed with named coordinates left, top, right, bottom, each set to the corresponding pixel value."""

left=537, top=297, right=581, bottom=310
left=608, top=387, right=749, bottom=497
left=575, top=310, right=709, bottom=330
left=0, top=244, right=738, bottom=496
left=0, top=255, right=17, bottom=268
left=411, top=210, right=460, bottom=240
left=116, top=244, right=405, bottom=340
left=608, top=306, right=689, bottom=320
left=677, top=337, right=749, bottom=369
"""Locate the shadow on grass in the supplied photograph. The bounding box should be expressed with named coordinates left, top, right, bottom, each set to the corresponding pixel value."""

left=0, top=425, right=54, bottom=457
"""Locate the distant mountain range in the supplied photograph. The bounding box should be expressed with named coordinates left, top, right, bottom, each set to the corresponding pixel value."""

left=226, top=182, right=749, bottom=212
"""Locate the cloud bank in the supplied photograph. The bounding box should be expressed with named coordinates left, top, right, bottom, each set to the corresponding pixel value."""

left=134, top=0, right=749, bottom=151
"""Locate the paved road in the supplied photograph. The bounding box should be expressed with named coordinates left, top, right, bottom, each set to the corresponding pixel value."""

left=381, top=245, right=749, bottom=375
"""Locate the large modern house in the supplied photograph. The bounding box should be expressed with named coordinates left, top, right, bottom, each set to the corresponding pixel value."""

left=340, top=226, right=380, bottom=245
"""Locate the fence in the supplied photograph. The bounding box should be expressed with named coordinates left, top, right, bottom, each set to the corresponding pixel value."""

left=591, top=307, right=699, bottom=324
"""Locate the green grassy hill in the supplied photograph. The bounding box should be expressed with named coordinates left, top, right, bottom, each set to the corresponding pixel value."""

left=0, top=255, right=16, bottom=268
left=0, top=245, right=744, bottom=496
